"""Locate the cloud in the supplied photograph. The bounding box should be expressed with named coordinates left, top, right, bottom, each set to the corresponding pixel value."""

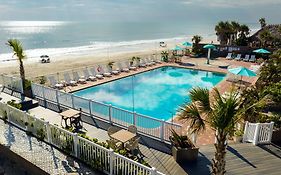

left=182, top=0, right=281, bottom=8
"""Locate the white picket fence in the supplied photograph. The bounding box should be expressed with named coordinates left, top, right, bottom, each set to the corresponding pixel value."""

left=243, top=121, right=274, bottom=145
left=0, top=101, right=165, bottom=175
left=0, top=74, right=23, bottom=93
left=31, top=83, right=182, bottom=142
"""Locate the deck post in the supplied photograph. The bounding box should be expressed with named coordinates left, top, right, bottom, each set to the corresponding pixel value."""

left=109, top=104, right=112, bottom=124
left=133, top=112, right=137, bottom=126
left=73, top=133, right=78, bottom=157
left=242, top=121, right=249, bottom=143
left=253, top=123, right=261, bottom=145
left=56, top=90, right=60, bottom=110
left=150, top=167, right=157, bottom=175
left=109, top=149, right=114, bottom=175
left=45, top=121, right=52, bottom=143
left=88, top=100, right=92, bottom=117
left=160, top=119, right=165, bottom=141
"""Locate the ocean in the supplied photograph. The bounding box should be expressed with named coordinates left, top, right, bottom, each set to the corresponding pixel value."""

left=0, top=20, right=260, bottom=62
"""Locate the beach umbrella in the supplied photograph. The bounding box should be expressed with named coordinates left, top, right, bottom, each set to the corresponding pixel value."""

left=253, top=48, right=271, bottom=54
left=228, top=66, right=256, bottom=84
left=182, top=41, right=192, bottom=47
left=203, top=44, right=216, bottom=64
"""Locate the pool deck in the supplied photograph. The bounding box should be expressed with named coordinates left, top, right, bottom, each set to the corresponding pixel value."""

left=1, top=92, right=281, bottom=175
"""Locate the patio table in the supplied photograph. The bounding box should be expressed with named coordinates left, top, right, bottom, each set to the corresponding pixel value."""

left=110, top=129, right=136, bottom=146
left=60, top=109, right=81, bottom=129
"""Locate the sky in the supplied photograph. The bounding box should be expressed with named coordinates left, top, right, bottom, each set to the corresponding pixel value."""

left=0, top=0, right=281, bottom=24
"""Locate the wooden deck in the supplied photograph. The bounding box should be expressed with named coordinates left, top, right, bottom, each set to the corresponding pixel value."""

left=140, top=142, right=281, bottom=175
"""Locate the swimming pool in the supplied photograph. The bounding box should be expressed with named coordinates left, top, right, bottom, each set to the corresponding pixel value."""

left=73, top=66, right=225, bottom=121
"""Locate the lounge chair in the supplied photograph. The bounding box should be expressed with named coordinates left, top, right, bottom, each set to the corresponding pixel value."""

left=226, top=53, right=232, bottom=60
left=243, top=55, right=250, bottom=62
left=153, top=56, right=162, bottom=64
left=234, top=54, right=242, bottom=61
left=90, top=67, right=103, bottom=79
left=249, top=55, right=256, bottom=62
left=99, top=65, right=112, bottom=77
left=48, top=76, right=63, bottom=89
left=64, top=73, right=77, bottom=86
left=73, top=72, right=87, bottom=84
left=83, top=69, right=96, bottom=81
left=126, top=62, right=137, bottom=70
left=107, top=65, right=119, bottom=75
left=138, top=59, right=147, bottom=67
left=118, top=62, right=130, bottom=72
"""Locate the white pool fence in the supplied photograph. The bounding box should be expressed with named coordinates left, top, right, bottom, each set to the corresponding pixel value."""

left=0, top=74, right=23, bottom=93
left=0, top=101, right=165, bottom=175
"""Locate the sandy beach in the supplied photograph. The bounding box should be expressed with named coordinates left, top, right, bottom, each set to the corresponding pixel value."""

left=0, top=36, right=217, bottom=79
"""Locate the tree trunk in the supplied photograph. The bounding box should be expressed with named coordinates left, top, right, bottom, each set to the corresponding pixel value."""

left=19, top=59, right=26, bottom=92
left=212, top=131, right=227, bottom=175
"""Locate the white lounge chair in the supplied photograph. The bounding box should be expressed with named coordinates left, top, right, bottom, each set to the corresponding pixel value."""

left=90, top=67, right=103, bottom=79
left=107, top=65, right=119, bottom=75
left=226, top=53, right=232, bottom=60
left=153, top=56, right=162, bottom=64
left=249, top=55, right=256, bottom=62
left=118, top=62, right=130, bottom=72
left=146, top=57, right=156, bottom=65
left=64, top=73, right=77, bottom=86
left=48, top=76, right=63, bottom=89
left=243, top=55, right=250, bottom=62
left=138, top=59, right=147, bottom=67
left=99, top=65, right=111, bottom=77
left=73, top=72, right=87, bottom=84
left=234, top=54, right=242, bottom=61
left=83, top=69, right=96, bottom=81
left=126, top=62, right=137, bottom=70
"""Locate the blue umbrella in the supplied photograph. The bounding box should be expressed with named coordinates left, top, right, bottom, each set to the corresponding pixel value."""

left=253, top=48, right=271, bottom=54
left=203, top=44, right=216, bottom=64
left=228, top=66, right=257, bottom=77
left=182, top=41, right=192, bottom=47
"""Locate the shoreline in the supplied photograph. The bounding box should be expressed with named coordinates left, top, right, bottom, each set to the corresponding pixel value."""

left=0, top=36, right=217, bottom=78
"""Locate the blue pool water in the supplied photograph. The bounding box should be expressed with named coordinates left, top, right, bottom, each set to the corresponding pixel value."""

left=73, top=66, right=225, bottom=121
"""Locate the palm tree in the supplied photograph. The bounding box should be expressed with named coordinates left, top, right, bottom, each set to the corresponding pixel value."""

left=259, top=29, right=273, bottom=47
left=192, top=35, right=202, bottom=55
left=6, top=39, right=26, bottom=93
left=215, top=21, right=232, bottom=45
left=230, top=21, right=240, bottom=42
left=259, top=18, right=266, bottom=28
left=178, top=87, right=263, bottom=175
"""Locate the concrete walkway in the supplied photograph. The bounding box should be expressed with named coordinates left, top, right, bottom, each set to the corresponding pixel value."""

left=0, top=119, right=103, bottom=175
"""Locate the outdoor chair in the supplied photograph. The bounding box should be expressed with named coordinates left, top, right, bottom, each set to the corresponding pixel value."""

left=64, top=73, right=77, bottom=86
left=128, top=125, right=137, bottom=134
left=126, top=62, right=137, bottom=70
left=118, top=62, right=130, bottom=72
left=83, top=69, right=96, bottom=81
left=139, top=59, right=147, bottom=67
left=249, top=55, right=256, bottom=62
left=90, top=67, right=103, bottom=79
left=226, top=53, right=232, bottom=60
left=107, top=126, right=121, bottom=137
left=153, top=56, right=162, bottom=64
left=106, top=139, right=122, bottom=150
left=146, top=57, right=156, bottom=65
left=243, top=55, right=250, bottom=62
left=48, top=76, right=64, bottom=89
left=73, top=72, right=87, bottom=84
left=107, top=65, right=119, bottom=75
left=125, top=137, right=140, bottom=154
left=234, top=54, right=242, bottom=61
left=99, top=65, right=112, bottom=77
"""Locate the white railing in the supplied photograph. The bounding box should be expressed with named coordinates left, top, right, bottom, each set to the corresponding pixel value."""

left=0, top=101, right=165, bottom=175
left=243, top=121, right=274, bottom=145
left=31, top=83, right=182, bottom=142
left=0, top=74, right=23, bottom=93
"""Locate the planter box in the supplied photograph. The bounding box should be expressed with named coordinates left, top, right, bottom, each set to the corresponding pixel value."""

left=172, top=146, right=199, bottom=162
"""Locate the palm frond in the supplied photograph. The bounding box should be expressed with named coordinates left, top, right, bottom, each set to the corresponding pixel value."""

left=189, top=87, right=211, bottom=113
left=179, top=103, right=206, bottom=133
left=6, top=39, right=25, bottom=60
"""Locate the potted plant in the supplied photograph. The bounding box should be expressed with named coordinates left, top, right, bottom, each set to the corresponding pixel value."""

left=108, top=61, right=115, bottom=71
left=169, top=129, right=199, bottom=162
left=233, top=129, right=244, bottom=143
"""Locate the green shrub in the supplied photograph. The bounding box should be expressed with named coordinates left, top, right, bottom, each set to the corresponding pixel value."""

left=7, top=100, right=22, bottom=110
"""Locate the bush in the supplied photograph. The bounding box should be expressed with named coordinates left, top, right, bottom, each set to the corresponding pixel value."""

left=7, top=100, right=22, bottom=110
